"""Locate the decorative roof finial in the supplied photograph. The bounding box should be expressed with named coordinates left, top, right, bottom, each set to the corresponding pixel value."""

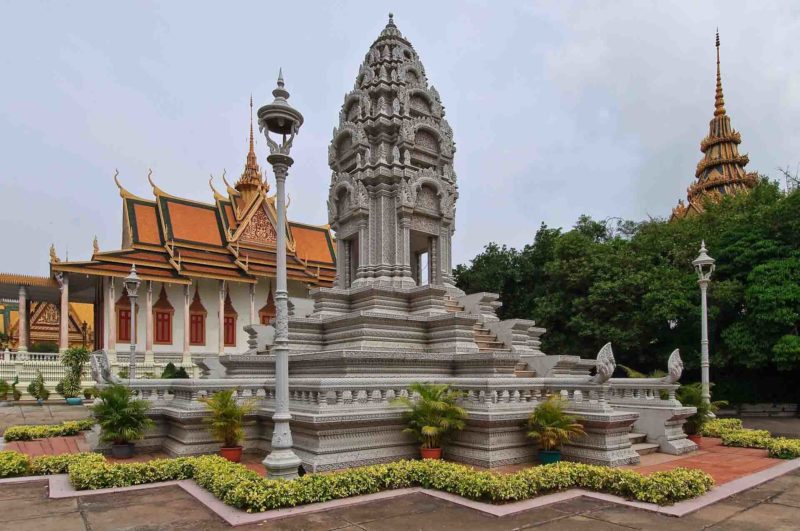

left=249, top=94, right=255, bottom=154
left=388, top=12, right=395, bottom=26
left=714, top=29, right=726, bottom=117
left=277, top=68, right=284, bottom=88
left=93, top=235, right=99, bottom=254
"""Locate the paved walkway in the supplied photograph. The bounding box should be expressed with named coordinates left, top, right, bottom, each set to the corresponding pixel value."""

left=0, top=403, right=91, bottom=436
left=3, top=469, right=800, bottom=530
left=5, top=435, right=90, bottom=456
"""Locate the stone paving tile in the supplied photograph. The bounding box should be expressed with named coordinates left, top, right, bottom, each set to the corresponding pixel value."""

left=533, top=514, right=631, bottom=530
left=326, top=491, right=445, bottom=523
left=0, top=496, right=78, bottom=521
left=82, top=496, right=221, bottom=531
left=707, top=501, right=800, bottom=530
left=5, top=512, right=87, bottom=531
left=76, top=484, right=195, bottom=510
left=546, top=496, right=613, bottom=514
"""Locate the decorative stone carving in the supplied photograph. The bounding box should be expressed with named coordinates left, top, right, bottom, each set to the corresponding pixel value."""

left=589, top=342, right=615, bottom=384
left=661, top=349, right=684, bottom=384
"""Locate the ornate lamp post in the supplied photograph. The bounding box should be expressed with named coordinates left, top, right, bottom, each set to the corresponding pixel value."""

left=123, top=264, right=141, bottom=380
left=692, top=241, right=715, bottom=406
left=257, top=70, right=303, bottom=480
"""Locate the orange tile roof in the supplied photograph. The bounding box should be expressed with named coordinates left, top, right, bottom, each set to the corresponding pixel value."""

left=0, top=273, right=57, bottom=288
left=290, top=224, right=335, bottom=264
left=164, top=200, right=224, bottom=247
left=131, top=202, right=162, bottom=245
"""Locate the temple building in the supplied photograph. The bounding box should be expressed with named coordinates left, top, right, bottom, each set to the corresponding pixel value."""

left=0, top=100, right=335, bottom=366
left=0, top=287, right=93, bottom=351
left=671, top=32, right=758, bottom=220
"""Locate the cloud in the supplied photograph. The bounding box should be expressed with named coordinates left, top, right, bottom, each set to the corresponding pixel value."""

left=0, top=1, right=797, bottom=275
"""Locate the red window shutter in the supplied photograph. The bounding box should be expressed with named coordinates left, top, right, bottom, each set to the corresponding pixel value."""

left=155, top=311, right=172, bottom=344
left=118, top=310, right=131, bottom=342
left=224, top=316, right=236, bottom=347
left=190, top=314, right=205, bottom=345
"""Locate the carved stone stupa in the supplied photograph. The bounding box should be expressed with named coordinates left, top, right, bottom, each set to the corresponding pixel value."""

left=95, top=15, right=697, bottom=473
left=327, top=13, right=458, bottom=292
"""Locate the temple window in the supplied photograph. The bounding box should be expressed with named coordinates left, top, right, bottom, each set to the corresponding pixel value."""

left=153, top=286, right=174, bottom=345
left=259, top=290, right=276, bottom=325
left=189, top=288, right=206, bottom=346
left=115, top=292, right=135, bottom=343
left=223, top=293, right=237, bottom=347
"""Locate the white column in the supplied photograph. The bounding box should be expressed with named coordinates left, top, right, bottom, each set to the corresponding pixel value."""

left=17, top=285, right=28, bottom=353
left=58, top=273, right=69, bottom=352
left=182, top=284, right=191, bottom=366
left=144, top=281, right=154, bottom=364
left=249, top=283, right=257, bottom=325
left=107, top=278, right=116, bottom=363
left=218, top=280, right=225, bottom=355
left=700, top=280, right=711, bottom=405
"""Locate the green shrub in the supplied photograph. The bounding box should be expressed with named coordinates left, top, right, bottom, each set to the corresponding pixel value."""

left=0, top=451, right=30, bottom=478
left=65, top=455, right=714, bottom=509
left=720, top=429, right=772, bottom=449
left=391, top=383, right=468, bottom=449
left=27, top=371, right=50, bottom=401
left=92, top=384, right=154, bottom=444
left=3, top=419, right=95, bottom=442
left=699, top=418, right=743, bottom=437
left=30, top=342, right=58, bottom=353
left=83, top=386, right=98, bottom=400
left=201, top=390, right=255, bottom=448
left=30, top=453, right=104, bottom=475
left=526, top=396, right=586, bottom=451
left=766, top=438, right=800, bottom=459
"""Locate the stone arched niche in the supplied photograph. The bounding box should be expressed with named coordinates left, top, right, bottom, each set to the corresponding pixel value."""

left=414, top=129, right=439, bottom=154
left=416, top=184, right=440, bottom=214
left=410, top=94, right=432, bottom=115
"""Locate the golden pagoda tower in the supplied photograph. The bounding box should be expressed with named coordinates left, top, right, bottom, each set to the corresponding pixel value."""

left=672, top=31, right=758, bottom=220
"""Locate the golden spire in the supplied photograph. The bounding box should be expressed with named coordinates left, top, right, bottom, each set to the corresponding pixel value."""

left=714, top=29, right=726, bottom=117
left=235, top=95, right=265, bottom=200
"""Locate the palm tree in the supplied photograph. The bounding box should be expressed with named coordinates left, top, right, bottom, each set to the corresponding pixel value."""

left=392, top=382, right=468, bottom=449
left=527, top=395, right=586, bottom=451
left=92, top=384, right=154, bottom=446
left=201, top=390, right=255, bottom=448
left=677, top=382, right=727, bottom=435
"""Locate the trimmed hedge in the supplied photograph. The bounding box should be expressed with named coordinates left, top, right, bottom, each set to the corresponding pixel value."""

left=699, top=418, right=743, bottom=438
left=700, top=418, right=800, bottom=459
left=766, top=438, right=800, bottom=460
left=0, top=451, right=715, bottom=509
left=65, top=455, right=714, bottom=509
left=0, top=451, right=100, bottom=478
left=3, top=419, right=95, bottom=442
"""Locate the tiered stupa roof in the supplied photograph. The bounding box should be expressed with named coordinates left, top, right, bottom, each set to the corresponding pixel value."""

left=672, top=32, right=758, bottom=220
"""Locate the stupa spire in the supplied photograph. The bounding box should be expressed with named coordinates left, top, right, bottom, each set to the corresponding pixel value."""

left=671, top=30, right=757, bottom=220
left=235, top=94, right=266, bottom=203
left=714, top=30, right=726, bottom=117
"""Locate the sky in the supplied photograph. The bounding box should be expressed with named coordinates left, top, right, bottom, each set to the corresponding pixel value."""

left=1, top=1, right=798, bottom=276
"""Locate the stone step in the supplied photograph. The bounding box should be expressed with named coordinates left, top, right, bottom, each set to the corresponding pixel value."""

left=628, top=432, right=647, bottom=445
left=515, top=370, right=535, bottom=378
left=631, top=442, right=660, bottom=456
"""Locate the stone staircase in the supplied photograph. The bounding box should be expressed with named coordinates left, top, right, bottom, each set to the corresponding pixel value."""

left=443, top=295, right=508, bottom=352
left=628, top=431, right=659, bottom=456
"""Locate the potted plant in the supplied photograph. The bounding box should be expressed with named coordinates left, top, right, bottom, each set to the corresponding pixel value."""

left=201, top=389, right=255, bottom=462
left=392, top=382, right=468, bottom=459
left=9, top=376, right=21, bottom=402
left=92, top=384, right=154, bottom=458
left=83, top=386, right=98, bottom=400
left=526, top=395, right=586, bottom=464
left=57, top=347, right=90, bottom=405
left=56, top=373, right=83, bottom=405
left=677, top=382, right=727, bottom=443
left=27, top=371, right=50, bottom=405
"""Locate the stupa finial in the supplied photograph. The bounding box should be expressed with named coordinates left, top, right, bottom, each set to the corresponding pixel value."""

left=714, top=29, right=726, bottom=117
